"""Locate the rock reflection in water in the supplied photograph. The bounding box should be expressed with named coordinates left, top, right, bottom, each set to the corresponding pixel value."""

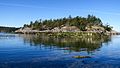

left=19, top=34, right=111, bottom=54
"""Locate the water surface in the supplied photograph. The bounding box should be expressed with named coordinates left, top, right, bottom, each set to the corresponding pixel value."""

left=0, top=33, right=120, bottom=68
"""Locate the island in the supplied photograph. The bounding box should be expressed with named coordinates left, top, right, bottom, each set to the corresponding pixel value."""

left=15, top=15, right=119, bottom=37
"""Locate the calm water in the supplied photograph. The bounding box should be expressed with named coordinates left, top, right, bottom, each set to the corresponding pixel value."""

left=0, top=33, right=120, bottom=68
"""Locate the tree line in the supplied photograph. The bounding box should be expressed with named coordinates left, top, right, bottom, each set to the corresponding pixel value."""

left=24, top=15, right=112, bottom=31
left=0, top=26, right=19, bottom=33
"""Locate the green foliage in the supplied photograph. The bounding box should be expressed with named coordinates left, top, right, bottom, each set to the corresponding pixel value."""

left=0, top=26, right=19, bottom=33
left=24, top=15, right=111, bottom=31
left=104, top=24, right=113, bottom=31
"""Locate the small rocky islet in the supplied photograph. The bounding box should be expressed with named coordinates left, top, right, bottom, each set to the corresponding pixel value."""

left=15, top=15, right=119, bottom=36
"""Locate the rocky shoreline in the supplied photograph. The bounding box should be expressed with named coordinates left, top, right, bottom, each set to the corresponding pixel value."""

left=15, top=26, right=120, bottom=35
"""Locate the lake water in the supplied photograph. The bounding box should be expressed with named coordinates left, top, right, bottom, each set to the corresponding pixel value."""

left=0, top=33, right=120, bottom=68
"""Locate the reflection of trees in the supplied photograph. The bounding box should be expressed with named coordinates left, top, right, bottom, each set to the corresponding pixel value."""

left=19, top=34, right=111, bottom=54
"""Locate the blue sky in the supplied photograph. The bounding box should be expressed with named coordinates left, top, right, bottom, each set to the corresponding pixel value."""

left=0, top=0, right=120, bottom=31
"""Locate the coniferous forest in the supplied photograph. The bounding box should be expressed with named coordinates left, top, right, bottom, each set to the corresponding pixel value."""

left=24, top=15, right=112, bottom=31
left=0, top=26, right=19, bottom=33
